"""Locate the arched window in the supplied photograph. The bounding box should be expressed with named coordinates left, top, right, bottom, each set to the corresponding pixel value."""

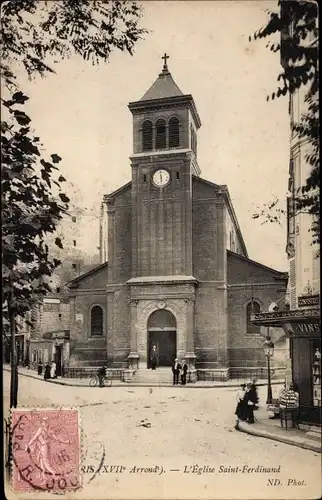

left=169, top=117, right=180, bottom=148
left=142, top=120, right=153, bottom=151
left=155, top=119, right=166, bottom=150
left=91, top=305, right=103, bottom=336
left=246, top=302, right=260, bottom=334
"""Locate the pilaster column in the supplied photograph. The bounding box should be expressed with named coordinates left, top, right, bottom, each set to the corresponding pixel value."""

left=184, top=297, right=197, bottom=382
left=105, top=197, right=115, bottom=282
left=127, top=300, right=139, bottom=370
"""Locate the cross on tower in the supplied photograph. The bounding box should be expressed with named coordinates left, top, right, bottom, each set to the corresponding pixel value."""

left=162, top=53, right=169, bottom=68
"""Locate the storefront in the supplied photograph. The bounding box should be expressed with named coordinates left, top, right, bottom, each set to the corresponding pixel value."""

left=3, top=333, right=26, bottom=366
left=252, top=298, right=321, bottom=425
left=29, top=330, right=70, bottom=377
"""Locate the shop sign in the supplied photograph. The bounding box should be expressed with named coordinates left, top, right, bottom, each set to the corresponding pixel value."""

left=298, top=294, right=320, bottom=308
left=283, top=319, right=320, bottom=336
left=43, top=298, right=61, bottom=304
left=295, top=322, right=320, bottom=335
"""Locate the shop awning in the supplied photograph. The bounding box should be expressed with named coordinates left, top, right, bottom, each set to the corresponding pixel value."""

left=251, top=308, right=320, bottom=338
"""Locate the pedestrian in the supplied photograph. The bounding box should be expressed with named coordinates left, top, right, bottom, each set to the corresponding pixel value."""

left=234, top=383, right=246, bottom=428
left=244, top=382, right=257, bottom=423
left=37, top=361, right=43, bottom=376
left=97, top=365, right=106, bottom=387
left=172, top=358, right=181, bottom=385
left=248, top=379, right=259, bottom=410
left=181, top=359, right=188, bottom=385
left=44, top=363, right=51, bottom=381
left=50, top=360, right=56, bottom=379
left=150, top=345, right=158, bottom=370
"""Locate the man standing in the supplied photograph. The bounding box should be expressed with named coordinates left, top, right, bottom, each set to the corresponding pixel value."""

left=172, top=358, right=181, bottom=385
left=97, top=365, right=106, bottom=387
left=150, top=345, right=158, bottom=370
left=181, top=359, right=188, bottom=385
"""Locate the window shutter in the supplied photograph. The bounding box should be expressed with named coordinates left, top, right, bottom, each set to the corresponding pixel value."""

left=155, top=119, right=166, bottom=150
left=142, top=120, right=153, bottom=151
left=169, top=117, right=180, bottom=148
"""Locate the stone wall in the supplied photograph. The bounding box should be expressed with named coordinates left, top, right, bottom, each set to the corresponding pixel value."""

left=108, top=284, right=131, bottom=366
left=227, top=251, right=288, bottom=374
left=131, top=152, right=194, bottom=277
left=194, top=283, right=228, bottom=369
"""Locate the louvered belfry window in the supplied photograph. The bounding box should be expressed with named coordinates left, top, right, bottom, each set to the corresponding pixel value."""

left=155, top=119, right=166, bottom=150
left=169, top=117, right=180, bottom=148
left=142, top=120, right=153, bottom=151
left=91, top=306, right=103, bottom=336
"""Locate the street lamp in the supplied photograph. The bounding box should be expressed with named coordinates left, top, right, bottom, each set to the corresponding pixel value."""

left=263, top=333, right=274, bottom=404
left=25, top=339, right=30, bottom=368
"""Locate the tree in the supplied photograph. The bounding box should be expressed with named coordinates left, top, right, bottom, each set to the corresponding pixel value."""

left=250, top=0, right=319, bottom=246
left=2, top=92, right=70, bottom=406
left=1, top=0, right=146, bottom=409
left=1, top=0, right=147, bottom=88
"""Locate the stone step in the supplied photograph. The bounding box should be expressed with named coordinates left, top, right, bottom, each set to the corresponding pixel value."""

left=132, top=368, right=173, bottom=384
left=306, top=426, right=321, bottom=439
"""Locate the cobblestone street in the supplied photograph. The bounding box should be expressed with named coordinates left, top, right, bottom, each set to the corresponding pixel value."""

left=4, top=371, right=321, bottom=500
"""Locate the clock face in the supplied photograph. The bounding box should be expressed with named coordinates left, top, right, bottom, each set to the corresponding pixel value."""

left=152, top=169, right=170, bottom=187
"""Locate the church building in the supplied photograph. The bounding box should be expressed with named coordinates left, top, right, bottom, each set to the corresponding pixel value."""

left=67, top=56, right=288, bottom=381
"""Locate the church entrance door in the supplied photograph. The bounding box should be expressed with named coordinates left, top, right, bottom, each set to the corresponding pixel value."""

left=147, top=310, right=177, bottom=368
left=148, top=331, right=176, bottom=367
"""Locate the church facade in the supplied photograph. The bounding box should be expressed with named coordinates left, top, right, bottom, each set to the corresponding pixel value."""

left=67, top=58, right=288, bottom=380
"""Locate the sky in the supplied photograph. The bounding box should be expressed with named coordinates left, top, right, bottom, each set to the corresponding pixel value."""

left=19, top=0, right=290, bottom=271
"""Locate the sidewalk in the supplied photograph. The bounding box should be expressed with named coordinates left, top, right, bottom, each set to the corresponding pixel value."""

left=237, top=405, right=321, bottom=453
left=3, top=365, right=285, bottom=389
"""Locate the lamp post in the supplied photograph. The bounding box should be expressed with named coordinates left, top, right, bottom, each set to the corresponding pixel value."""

left=25, top=339, right=30, bottom=368
left=263, top=332, right=274, bottom=404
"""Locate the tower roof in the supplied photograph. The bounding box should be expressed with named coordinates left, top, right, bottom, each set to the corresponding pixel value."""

left=139, top=53, right=184, bottom=101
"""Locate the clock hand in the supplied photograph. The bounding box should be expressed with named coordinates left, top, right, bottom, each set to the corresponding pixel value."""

left=160, top=171, right=162, bottom=183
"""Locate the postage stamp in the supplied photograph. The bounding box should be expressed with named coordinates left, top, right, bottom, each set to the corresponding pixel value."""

left=11, top=408, right=81, bottom=493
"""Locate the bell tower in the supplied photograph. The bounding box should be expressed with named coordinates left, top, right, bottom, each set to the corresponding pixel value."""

left=128, top=55, right=202, bottom=278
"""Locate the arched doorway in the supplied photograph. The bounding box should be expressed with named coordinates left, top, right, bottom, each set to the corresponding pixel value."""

left=147, top=310, right=177, bottom=368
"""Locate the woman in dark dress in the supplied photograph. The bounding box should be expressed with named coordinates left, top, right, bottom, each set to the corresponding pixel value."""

left=243, top=382, right=257, bottom=423
left=248, top=379, right=259, bottom=410
left=235, top=383, right=247, bottom=425
left=44, top=363, right=51, bottom=381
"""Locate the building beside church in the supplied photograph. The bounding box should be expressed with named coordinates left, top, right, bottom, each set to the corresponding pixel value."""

left=67, top=57, right=287, bottom=381
left=25, top=206, right=100, bottom=376
left=252, top=11, right=320, bottom=425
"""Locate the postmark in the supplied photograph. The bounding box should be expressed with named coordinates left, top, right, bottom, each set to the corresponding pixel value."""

left=11, top=408, right=81, bottom=493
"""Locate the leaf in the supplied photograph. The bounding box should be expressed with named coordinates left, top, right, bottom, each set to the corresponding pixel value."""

left=59, top=193, right=70, bottom=203
left=51, top=153, right=62, bottom=163
left=12, top=91, right=29, bottom=104
left=14, top=110, right=31, bottom=126
left=55, top=237, right=63, bottom=249
left=58, top=175, right=66, bottom=182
